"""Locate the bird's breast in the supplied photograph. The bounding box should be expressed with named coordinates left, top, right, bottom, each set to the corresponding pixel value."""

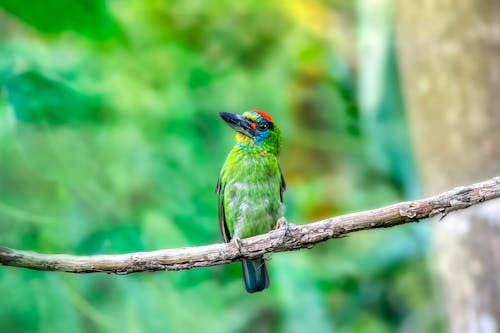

left=222, top=153, right=282, bottom=239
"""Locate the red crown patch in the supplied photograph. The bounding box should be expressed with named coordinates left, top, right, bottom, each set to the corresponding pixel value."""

left=252, top=109, right=272, bottom=122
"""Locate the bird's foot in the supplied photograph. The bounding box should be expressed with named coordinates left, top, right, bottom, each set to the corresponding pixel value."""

left=231, top=237, right=243, bottom=255
left=275, top=217, right=290, bottom=238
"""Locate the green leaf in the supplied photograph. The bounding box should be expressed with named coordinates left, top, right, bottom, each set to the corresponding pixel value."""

left=0, top=0, right=119, bottom=39
left=4, top=71, right=105, bottom=126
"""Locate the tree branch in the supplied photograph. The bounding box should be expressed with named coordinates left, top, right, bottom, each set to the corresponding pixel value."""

left=1, top=177, right=500, bottom=274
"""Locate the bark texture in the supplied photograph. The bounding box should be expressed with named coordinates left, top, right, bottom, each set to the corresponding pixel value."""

left=396, top=1, right=500, bottom=331
left=1, top=177, right=499, bottom=274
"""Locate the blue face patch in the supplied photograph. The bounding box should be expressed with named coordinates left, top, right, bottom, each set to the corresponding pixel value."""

left=258, top=129, right=269, bottom=137
left=242, top=111, right=271, bottom=145
left=255, top=123, right=269, bottom=145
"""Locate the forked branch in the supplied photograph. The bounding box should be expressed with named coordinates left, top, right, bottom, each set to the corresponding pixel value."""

left=1, top=177, right=500, bottom=274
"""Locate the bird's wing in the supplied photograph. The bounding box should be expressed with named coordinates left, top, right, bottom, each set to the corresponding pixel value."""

left=216, top=174, right=231, bottom=243
left=278, top=162, right=286, bottom=203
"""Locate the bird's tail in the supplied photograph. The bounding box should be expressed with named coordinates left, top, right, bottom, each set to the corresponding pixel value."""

left=241, top=257, right=269, bottom=293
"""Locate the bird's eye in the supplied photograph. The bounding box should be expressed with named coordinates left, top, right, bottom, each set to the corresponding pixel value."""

left=257, top=122, right=268, bottom=131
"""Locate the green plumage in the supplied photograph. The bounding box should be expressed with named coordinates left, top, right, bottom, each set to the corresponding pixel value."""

left=216, top=111, right=285, bottom=293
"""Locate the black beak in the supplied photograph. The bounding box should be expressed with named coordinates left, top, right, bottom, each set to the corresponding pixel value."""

left=219, top=112, right=257, bottom=138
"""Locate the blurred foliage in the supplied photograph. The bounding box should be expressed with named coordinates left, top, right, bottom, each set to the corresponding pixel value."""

left=0, top=0, right=444, bottom=332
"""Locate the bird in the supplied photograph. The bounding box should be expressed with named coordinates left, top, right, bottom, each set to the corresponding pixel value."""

left=216, top=110, right=286, bottom=293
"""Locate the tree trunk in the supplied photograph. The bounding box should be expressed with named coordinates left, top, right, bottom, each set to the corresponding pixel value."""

left=395, top=0, right=500, bottom=332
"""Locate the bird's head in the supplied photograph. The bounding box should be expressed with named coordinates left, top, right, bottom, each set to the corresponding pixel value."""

left=220, top=110, right=281, bottom=155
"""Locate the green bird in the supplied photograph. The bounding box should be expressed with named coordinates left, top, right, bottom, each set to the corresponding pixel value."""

left=216, top=110, right=286, bottom=293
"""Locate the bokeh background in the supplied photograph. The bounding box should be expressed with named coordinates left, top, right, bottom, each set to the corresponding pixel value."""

left=0, top=0, right=479, bottom=332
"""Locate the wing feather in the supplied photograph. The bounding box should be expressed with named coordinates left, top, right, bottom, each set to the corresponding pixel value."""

left=278, top=162, right=286, bottom=203
left=216, top=174, right=231, bottom=243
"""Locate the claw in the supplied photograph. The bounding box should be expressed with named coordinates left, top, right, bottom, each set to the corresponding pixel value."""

left=275, top=217, right=290, bottom=238
left=232, top=237, right=243, bottom=255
